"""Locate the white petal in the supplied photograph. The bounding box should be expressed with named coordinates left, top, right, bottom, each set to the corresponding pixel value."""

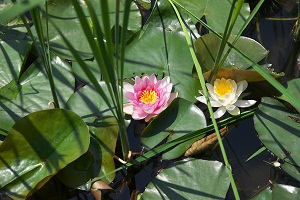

left=234, top=100, right=256, bottom=107
left=226, top=104, right=236, bottom=111
left=236, top=80, right=248, bottom=97
left=196, top=96, right=207, bottom=104
left=123, top=103, right=134, bottom=115
left=214, top=106, right=226, bottom=119
left=206, top=83, right=218, bottom=100
left=123, top=82, right=134, bottom=93
left=210, top=100, right=222, bottom=107
left=227, top=107, right=240, bottom=116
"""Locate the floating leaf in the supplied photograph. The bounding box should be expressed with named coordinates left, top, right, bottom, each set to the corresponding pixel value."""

left=280, top=162, right=300, bottom=182
left=194, top=33, right=269, bottom=72
left=72, top=60, right=101, bottom=83
left=39, top=0, right=141, bottom=60
left=89, top=116, right=119, bottom=184
left=0, top=109, right=89, bottom=200
left=175, top=0, right=250, bottom=34
left=251, top=184, right=300, bottom=200
left=141, top=98, right=206, bottom=160
left=141, top=158, right=230, bottom=200
left=279, top=78, right=300, bottom=113
left=0, top=17, right=28, bottom=40
left=124, top=0, right=200, bottom=102
left=0, top=54, right=75, bottom=136
left=0, top=40, right=33, bottom=88
left=254, top=97, right=300, bottom=168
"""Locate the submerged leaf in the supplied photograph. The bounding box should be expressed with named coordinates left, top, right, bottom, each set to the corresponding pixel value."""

left=184, top=126, right=228, bottom=157
left=202, top=66, right=284, bottom=83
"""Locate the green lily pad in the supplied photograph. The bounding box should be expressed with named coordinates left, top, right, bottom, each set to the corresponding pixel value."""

left=39, top=0, right=141, bottom=60
left=175, top=0, right=250, bottom=34
left=56, top=150, right=94, bottom=189
left=194, top=33, right=269, bottom=72
left=141, top=98, right=206, bottom=160
left=141, top=158, right=230, bottom=200
left=0, top=54, right=75, bottom=136
left=279, top=78, right=300, bottom=113
left=0, top=109, right=89, bottom=200
left=89, top=116, right=119, bottom=184
left=0, top=40, right=33, bottom=87
left=0, top=0, right=45, bottom=24
left=253, top=97, right=300, bottom=167
left=251, top=184, right=300, bottom=200
left=66, top=82, right=119, bottom=123
left=72, top=60, right=101, bottom=83
left=65, top=92, right=120, bottom=185
left=0, top=17, right=28, bottom=40
left=281, top=162, right=300, bottom=182
left=124, top=0, right=200, bottom=102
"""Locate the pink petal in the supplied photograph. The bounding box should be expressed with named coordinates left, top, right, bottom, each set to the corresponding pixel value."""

left=124, top=92, right=136, bottom=101
left=149, top=74, right=157, bottom=84
left=167, top=92, right=178, bottom=104
left=145, top=114, right=155, bottom=122
left=132, top=107, right=148, bottom=120
left=123, top=82, right=134, bottom=93
left=123, top=103, right=134, bottom=115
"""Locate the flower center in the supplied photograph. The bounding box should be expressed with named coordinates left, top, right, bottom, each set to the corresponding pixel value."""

left=215, top=79, right=233, bottom=97
left=139, top=89, right=158, bottom=104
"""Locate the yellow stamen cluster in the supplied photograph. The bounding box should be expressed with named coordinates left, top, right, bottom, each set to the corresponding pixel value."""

left=139, top=89, right=158, bottom=104
left=214, top=79, right=233, bottom=97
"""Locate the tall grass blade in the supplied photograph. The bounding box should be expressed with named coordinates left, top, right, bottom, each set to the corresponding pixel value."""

left=168, top=1, right=240, bottom=199
left=30, top=7, right=60, bottom=108
left=0, top=0, right=45, bottom=24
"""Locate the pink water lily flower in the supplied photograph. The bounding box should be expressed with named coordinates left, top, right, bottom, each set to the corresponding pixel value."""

left=196, top=78, right=256, bottom=119
left=123, top=74, right=178, bottom=122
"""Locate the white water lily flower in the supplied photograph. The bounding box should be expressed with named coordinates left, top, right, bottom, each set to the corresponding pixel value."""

left=196, top=78, right=256, bottom=119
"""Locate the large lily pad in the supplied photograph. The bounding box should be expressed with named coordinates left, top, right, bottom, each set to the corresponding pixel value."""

left=141, top=158, right=230, bottom=200
left=0, top=54, right=75, bottom=136
left=0, top=40, right=33, bottom=87
left=175, top=0, right=250, bottom=34
left=141, top=98, right=206, bottom=160
left=123, top=0, right=200, bottom=102
left=279, top=78, right=300, bottom=113
left=89, top=116, right=119, bottom=184
left=0, top=17, right=28, bottom=40
left=253, top=97, right=300, bottom=167
left=0, top=109, right=89, bottom=200
left=66, top=82, right=119, bottom=123
left=251, top=184, right=300, bottom=200
left=194, top=33, right=269, bottom=72
left=40, top=0, right=141, bottom=60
